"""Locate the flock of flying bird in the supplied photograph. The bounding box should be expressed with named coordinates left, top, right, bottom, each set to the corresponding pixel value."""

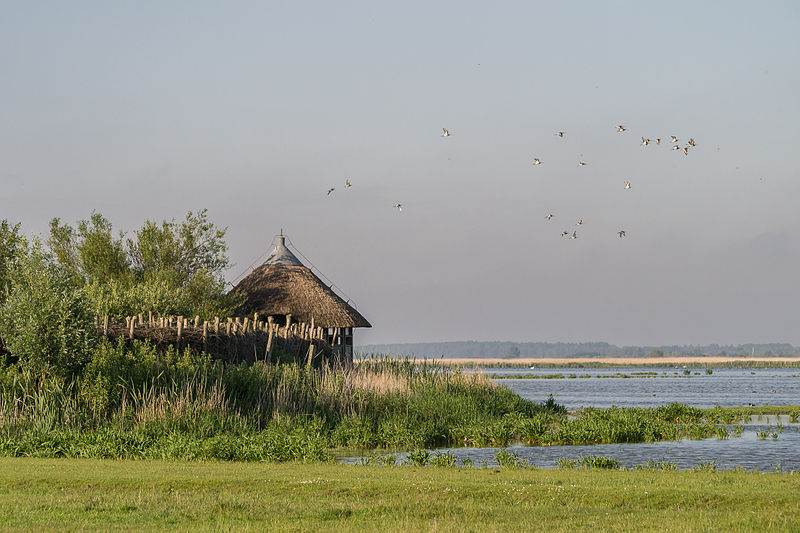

left=535, top=125, right=697, bottom=240
left=325, top=125, right=696, bottom=230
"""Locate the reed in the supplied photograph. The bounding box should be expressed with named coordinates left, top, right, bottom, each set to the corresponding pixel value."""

left=2, top=341, right=790, bottom=461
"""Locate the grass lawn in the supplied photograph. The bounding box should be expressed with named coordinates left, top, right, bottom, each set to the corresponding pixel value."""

left=0, top=458, right=798, bottom=531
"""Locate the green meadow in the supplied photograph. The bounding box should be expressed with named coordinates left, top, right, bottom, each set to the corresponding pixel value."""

left=0, top=458, right=798, bottom=532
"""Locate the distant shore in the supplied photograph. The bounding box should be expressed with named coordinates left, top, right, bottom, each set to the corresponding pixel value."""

left=438, top=356, right=800, bottom=365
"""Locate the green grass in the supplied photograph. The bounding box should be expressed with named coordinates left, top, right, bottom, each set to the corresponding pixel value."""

left=2, top=343, right=798, bottom=460
left=0, top=458, right=797, bottom=532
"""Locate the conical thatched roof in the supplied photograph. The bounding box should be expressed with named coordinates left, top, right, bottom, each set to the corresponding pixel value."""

left=232, top=236, right=371, bottom=328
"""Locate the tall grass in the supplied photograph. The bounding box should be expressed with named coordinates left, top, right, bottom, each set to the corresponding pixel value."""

left=0, top=340, right=749, bottom=461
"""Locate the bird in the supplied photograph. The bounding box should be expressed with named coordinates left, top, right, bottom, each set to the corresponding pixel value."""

left=624, top=181, right=632, bottom=189
left=570, top=231, right=578, bottom=239
left=672, top=145, right=681, bottom=151
left=345, top=179, right=352, bottom=188
left=576, top=219, right=584, bottom=225
left=655, top=138, right=662, bottom=145
left=441, top=128, right=451, bottom=137
left=618, top=230, right=626, bottom=238
left=561, top=231, right=569, bottom=237
left=555, top=131, right=565, bottom=137
left=578, top=161, right=587, bottom=166
left=393, top=203, right=403, bottom=211
left=327, top=188, right=335, bottom=195
left=616, top=125, right=626, bottom=132
left=545, top=213, right=553, bottom=220
left=670, top=136, right=678, bottom=143
left=682, top=147, right=689, bottom=155
left=533, top=158, right=542, bottom=165
left=688, top=138, right=696, bottom=147
left=641, top=137, right=651, bottom=146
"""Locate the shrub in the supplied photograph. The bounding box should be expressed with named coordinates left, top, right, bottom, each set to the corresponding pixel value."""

left=0, top=245, right=96, bottom=378
left=495, top=449, right=526, bottom=468
left=405, top=449, right=430, bottom=466
left=429, top=452, right=458, bottom=467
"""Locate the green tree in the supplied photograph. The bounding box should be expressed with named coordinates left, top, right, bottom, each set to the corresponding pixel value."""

left=0, top=244, right=96, bottom=378
left=128, top=209, right=230, bottom=281
left=0, top=220, right=27, bottom=304
left=48, top=209, right=241, bottom=319
left=48, top=212, right=129, bottom=282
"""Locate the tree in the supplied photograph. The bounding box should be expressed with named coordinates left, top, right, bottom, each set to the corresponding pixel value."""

left=47, top=209, right=241, bottom=319
left=0, top=244, right=95, bottom=377
left=0, top=220, right=27, bottom=304
left=128, top=209, right=229, bottom=282
left=49, top=212, right=129, bottom=283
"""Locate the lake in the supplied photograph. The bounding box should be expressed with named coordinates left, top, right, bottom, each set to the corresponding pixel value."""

left=488, top=366, right=800, bottom=409
left=342, top=366, right=800, bottom=470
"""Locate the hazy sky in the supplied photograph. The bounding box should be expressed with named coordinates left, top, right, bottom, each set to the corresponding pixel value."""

left=2, top=2, right=799, bottom=346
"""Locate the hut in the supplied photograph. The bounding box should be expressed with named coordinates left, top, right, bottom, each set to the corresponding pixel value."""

left=231, top=235, right=371, bottom=363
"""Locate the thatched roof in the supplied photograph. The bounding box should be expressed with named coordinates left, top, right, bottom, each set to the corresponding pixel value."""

left=232, top=237, right=371, bottom=328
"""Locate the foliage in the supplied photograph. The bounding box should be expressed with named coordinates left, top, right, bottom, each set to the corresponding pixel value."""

left=0, top=220, right=27, bottom=305
left=46, top=209, right=243, bottom=319
left=495, top=448, right=526, bottom=468
left=405, top=449, right=430, bottom=466
left=557, top=455, right=620, bottom=470
left=2, top=347, right=783, bottom=462
left=128, top=209, right=230, bottom=281
left=429, top=451, right=458, bottom=467
left=0, top=245, right=96, bottom=378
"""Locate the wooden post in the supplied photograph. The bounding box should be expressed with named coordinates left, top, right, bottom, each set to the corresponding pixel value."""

left=138, top=313, right=143, bottom=325
left=265, top=329, right=274, bottom=364
left=243, top=317, right=250, bottom=333
left=214, top=317, right=220, bottom=334
left=306, top=343, right=314, bottom=367
left=331, top=328, right=339, bottom=363
left=177, top=316, right=183, bottom=346
left=148, top=311, right=153, bottom=326
left=226, top=319, right=232, bottom=358
left=129, top=315, right=136, bottom=340
left=194, top=315, right=200, bottom=328
left=103, top=315, right=109, bottom=337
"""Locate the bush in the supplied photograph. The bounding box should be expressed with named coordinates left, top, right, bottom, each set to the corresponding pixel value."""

left=0, top=245, right=96, bottom=378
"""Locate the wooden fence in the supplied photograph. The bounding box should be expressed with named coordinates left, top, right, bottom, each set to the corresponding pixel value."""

left=94, top=312, right=335, bottom=366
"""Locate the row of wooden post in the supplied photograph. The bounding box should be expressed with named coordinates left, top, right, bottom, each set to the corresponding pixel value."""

left=94, top=312, right=329, bottom=366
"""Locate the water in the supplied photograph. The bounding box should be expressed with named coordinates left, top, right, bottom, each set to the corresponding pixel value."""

left=487, top=366, right=800, bottom=409
left=340, top=366, right=800, bottom=470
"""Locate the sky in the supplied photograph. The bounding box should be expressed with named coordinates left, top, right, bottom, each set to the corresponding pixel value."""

left=2, top=1, right=799, bottom=346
